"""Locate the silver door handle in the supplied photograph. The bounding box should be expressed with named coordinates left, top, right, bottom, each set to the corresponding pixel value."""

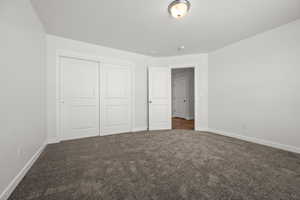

left=148, top=101, right=152, bottom=104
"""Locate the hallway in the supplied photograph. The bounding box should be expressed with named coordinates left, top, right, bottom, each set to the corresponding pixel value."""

left=172, top=117, right=194, bottom=130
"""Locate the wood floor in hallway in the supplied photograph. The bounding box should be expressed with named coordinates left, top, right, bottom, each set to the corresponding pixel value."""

left=172, top=117, right=194, bottom=130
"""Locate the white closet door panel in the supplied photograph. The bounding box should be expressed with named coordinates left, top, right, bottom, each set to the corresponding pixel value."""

left=60, top=57, right=100, bottom=141
left=148, top=67, right=171, bottom=130
left=100, top=63, right=132, bottom=135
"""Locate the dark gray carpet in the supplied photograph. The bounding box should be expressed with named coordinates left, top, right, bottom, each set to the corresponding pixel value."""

left=8, top=130, right=300, bottom=200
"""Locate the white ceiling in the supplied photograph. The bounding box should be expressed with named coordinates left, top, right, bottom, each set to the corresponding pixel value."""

left=31, top=0, right=300, bottom=57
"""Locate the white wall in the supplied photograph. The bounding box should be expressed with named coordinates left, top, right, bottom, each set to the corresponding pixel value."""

left=150, top=54, right=209, bottom=130
left=0, top=1, right=298, bottom=198
left=46, top=36, right=209, bottom=140
left=0, top=0, right=46, bottom=198
left=208, top=19, right=300, bottom=152
left=46, top=35, right=151, bottom=142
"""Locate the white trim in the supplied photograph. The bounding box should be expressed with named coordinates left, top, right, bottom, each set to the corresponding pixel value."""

left=55, top=51, right=61, bottom=143
left=132, top=127, right=148, bottom=132
left=197, top=128, right=210, bottom=132
left=0, top=143, right=47, bottom=200
left=60, top=133, right=101, bottom=142
left=172, top=113, right=186, bottom=119
left=131, top=65, right=136, bottom=132
left=170, top=64, right=199, bottom=130
left=184, top=116, right=194, bottom=120
left=55, top=50, right=135, bottom=141
left=172, top=114, right=194, bottom=120
left=47, top=137, right=60, bottom=144
left=207, top=129, right=300, bottom=154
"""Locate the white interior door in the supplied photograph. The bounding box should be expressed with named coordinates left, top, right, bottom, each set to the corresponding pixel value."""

left=100, top=63, right=132, bottom=135
left=60, top=57, right=100, bottom=141
left=148, top=67, right=171, bottom=130
left=173, top=75, right=188, bottom=118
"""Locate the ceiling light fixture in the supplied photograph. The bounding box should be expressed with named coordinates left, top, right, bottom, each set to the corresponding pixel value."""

left=168, top=0, right=191, bottom=19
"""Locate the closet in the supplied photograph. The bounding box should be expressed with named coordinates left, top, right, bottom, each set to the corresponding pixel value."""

left=59, top=56, right=133, bottom=141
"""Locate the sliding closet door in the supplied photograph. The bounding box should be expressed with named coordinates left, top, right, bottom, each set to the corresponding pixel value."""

left=60, top=57, right=100, bottom=141
left=148, top=67, right=172, bottom=130
left=100, top=63, right=132, bottom=135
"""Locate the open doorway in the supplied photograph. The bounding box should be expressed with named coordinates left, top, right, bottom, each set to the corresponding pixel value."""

left=171, top=68, right=195, bottom=130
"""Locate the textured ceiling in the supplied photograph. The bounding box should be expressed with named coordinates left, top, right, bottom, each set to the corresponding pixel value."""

left=31, top=0, right=300, bottom=56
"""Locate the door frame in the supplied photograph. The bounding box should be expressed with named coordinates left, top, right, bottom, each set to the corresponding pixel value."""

left=55, top=50, right=135, bottom=142
left=170, top=65, right=198, bottom=130
left=172, top=72, right=189, bottom=119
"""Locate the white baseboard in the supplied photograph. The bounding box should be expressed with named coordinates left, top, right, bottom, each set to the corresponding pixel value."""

left=51, top=128, right=149, bottom=142
left=207, top=129, right=300, bottom=154
left=184, top=115, right=195, bottom=120
left=196, top=128, right=210, bottom=132
left=172, top=114, right=185, bottom=119
left=47, top=137, right=60, bottom=144
left=0, top=142, right=47, bottom=200
left=172, top=115, right=194, bottom=120
left=132, top=127, right=148, bottom=132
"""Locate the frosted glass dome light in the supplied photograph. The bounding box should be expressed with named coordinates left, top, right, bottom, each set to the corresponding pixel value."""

left=168, top=0, right=191, bottom=19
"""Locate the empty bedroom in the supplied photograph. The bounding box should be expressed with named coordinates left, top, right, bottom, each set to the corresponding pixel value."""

left=1, top=0, right=300, bottom=199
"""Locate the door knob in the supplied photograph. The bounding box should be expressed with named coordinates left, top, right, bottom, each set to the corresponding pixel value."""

left=148, top=101, right=152, bottom=104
